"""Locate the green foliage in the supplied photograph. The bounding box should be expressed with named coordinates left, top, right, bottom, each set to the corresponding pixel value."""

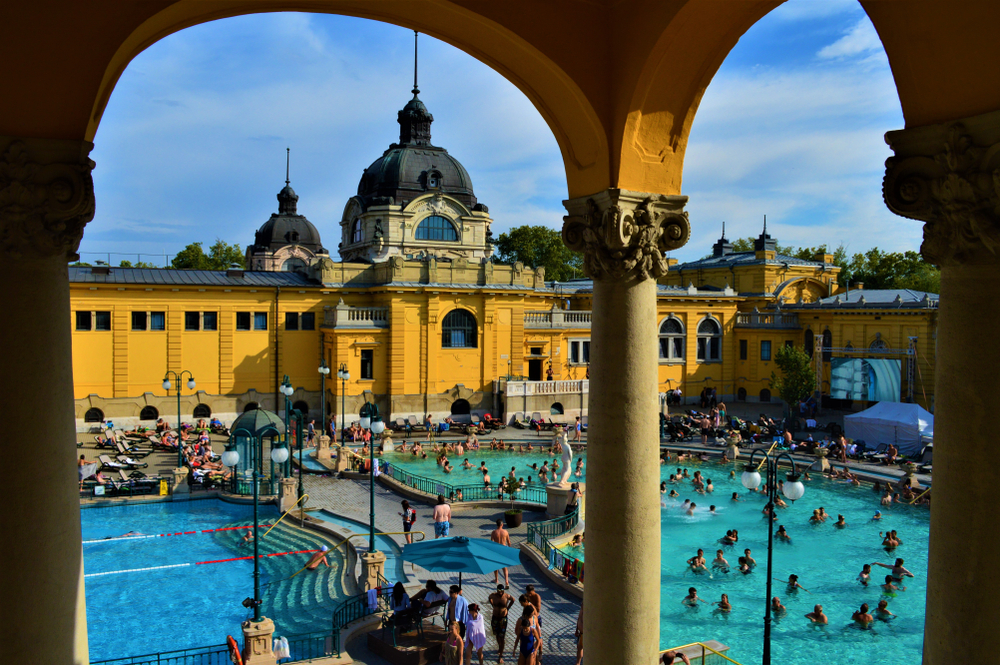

left=171, top=239, right=246, bottom=270
left=118, top=260, right=160, bottom=268
left=769, top=344, right=816, bottom=408
left=494, top=225, right=583, bottom=281
left=69, top=261, right=92, bottom=267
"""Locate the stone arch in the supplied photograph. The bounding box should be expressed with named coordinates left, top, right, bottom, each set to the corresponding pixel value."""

left=193, top=403, right=211, bottom=418
left=550, top=402, right=564, bottom=415
left=139, top=405, right=158, bottom=421
left=84, top=407, right=104, bottom=423
left=450, top=398, right=471, bottom=416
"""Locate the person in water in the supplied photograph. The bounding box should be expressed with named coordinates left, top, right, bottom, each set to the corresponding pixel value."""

left=771, top=597, right=787, bottom=614
left=872, top=558, right=915, bottom=582
left=852, top=603, right=874, bottom=627
left=881, top=574, right=905, bottom=593
left=786, top=574, right=808, bottom=593
left=682, top=587, right=707, bottom=606
left=305, top=545, right=330, bottom=570
left=875, top=599, right=895, bottom=618
left=687, top=549, right=707, bottom=572
left=857, top=564, right=872, bottom=586
left=805, top=604, right=828, bottom=624
left=714, top=594, right=731, bottom=612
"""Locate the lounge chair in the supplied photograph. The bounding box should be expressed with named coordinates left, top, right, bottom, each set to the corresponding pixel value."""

left=407, top=415, right=427, bottom=432
left=113, top=438, right=150, bottom=458
left=98, top=454, right=147, bottom=470
left=863, top=443, right=890, bottom=463
left=469, top=414, right=490, bottom=434
left=511, top=412, right=528, bottom=429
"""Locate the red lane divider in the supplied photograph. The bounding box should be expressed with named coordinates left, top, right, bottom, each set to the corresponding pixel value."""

left=83, top=524, right=275, bottom=544
left=196, top=549, right=319, bottom=565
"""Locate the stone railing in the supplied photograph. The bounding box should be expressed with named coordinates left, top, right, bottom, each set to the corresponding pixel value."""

left=524, top=309, right=592, bottom=329
left=323, top=299, right=390, bottom=328
left=734, top=311, right=800, bottom=329
left=504, top=380, right=589, bottom=396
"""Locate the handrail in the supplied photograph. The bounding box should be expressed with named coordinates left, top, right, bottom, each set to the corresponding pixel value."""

left=526, top=507, right=583, bottom=584
left=661, top=641, right=744, bottom=665
left=910, top=487, right=931, bottom=504
left=334, top=530, right=427, bottom=551
left=381, top=460, right=548, bottom=506
left=756, top=442, right=778, bottom=471
left=262, top=493, right=309, bottom=539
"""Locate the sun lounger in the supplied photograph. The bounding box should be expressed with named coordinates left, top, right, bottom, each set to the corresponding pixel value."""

left=113, top=438, right=150, bottom=458
left=512, top=412, right=528, bottom=429
left=407, top=415, right=427, bottom=432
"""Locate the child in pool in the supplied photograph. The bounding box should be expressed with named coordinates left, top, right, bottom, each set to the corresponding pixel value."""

left=857, top=564, right=872, bottom=586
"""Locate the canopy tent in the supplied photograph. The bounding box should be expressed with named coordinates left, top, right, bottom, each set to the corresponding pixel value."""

left=843, top=402, right=933, bottom=456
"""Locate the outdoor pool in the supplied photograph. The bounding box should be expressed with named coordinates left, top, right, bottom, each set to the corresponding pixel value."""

left=383, top=446, right=585, bottom=486
left=81, top=499, right=348, bottom=662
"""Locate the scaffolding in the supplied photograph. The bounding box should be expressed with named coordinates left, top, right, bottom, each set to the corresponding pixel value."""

left=814, top=337, right=917, bottom=407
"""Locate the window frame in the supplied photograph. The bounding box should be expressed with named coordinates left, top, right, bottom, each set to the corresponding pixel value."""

left=76, top=311, right=92, bottom=331
left=415, top=215, right=460, bottom=242
left=351, top=219, right=363, bottom=244
left=131, top=311, right=148, bottom=331
left=253, top=312, right=268, bottom=331
left=149, top=311, right=166, bottom=331
left=739, top=339, right=748, bottom=361
left=202, top=312, right=218, bottom=331
left=761, top=339, right=772, bottom=362
left=696, top=316, right=722, bottom=363
left=441, top=308, right=477, bottom=348
left=185, top=311, right=200, bottom=331
left=94, top=311, right=111, bottom=331
left=285, top=312, right=299, bottom=331
left=360, top=349, right=374, bottom=380
left=236, top=312, right=251, bottom=331
left=658, top=316, right=685, bottom=363
left=568, top=338, right=591, bottom=365
left=301, top=312, right=316, bottom=331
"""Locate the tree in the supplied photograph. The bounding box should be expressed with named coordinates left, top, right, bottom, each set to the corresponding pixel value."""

left=118, top=260, right=160, bottom=268
left=769, top=345, right=816, bottom=414
left=493, top=225, right=583, bottom=281
left=171, top=239, right=246, bottom=270
left=843, top=248, right=939, bottom=293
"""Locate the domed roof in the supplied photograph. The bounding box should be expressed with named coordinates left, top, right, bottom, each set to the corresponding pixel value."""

left=356, top=92, right=477, bottom=209
left=249, top=183, right=327, bottom=255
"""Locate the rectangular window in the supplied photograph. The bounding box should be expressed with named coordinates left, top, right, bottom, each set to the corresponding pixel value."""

left=76, top=311, right=92, bottom=331
left=202, top=312, right=218, bottom=331
left=236, top=312, right=251, bottom=331
left=740, top=339, right=748, bottom=360
left=569, top=340, right=590, bottom=364
left=185, top=312, right=200, bottom=331
left=761, top=340, right=772, bottom=362
left=285, top=312, right=299, bottom=331
left=360, top=349, right=374, bottom=380
left=95, top=311, right=111, bottom=331
left=254, top=312, right=268, bottom=331
left=301, top=312, right=315, bottom=330
left=132, top=311, right=147, bottom=331
left=150, top=311, right=165, bottom=331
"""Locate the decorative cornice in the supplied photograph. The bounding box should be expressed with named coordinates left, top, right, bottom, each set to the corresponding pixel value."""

left=884, top=109, right=1000, bottom=266
left=0, top=136, right=95, bottom=261
left=562, top=189, right=689, bottom=282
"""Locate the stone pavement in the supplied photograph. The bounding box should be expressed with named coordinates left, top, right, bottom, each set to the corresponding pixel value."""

left=302, top=473, right=583, bottom=665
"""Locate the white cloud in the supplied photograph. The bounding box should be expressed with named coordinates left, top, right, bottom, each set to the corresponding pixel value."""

left=817, top=18, right=882, bottom=59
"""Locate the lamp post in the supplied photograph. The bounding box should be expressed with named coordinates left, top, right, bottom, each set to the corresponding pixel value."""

left=279, top=376, right=294, bottom=479
left=337, top=363, right=349, bottom=446
left=318, top=359, right=330, bottom=441
left=359, top=398, right=385, bottom=553
left=163, top=370, right=196, bottom=468
left=741, top=449, right=806, bottom=665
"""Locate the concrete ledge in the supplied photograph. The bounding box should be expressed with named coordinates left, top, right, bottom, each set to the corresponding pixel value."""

left=518, top=542, right=583, bottom=599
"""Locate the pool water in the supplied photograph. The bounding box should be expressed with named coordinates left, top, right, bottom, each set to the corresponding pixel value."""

left=384, top=447, right=585, bottom=486
left=311, top=509, right=408, bottom=584
left=657, top=460, right=928, bottom=664
left=81, top=500, right=348, bottom=661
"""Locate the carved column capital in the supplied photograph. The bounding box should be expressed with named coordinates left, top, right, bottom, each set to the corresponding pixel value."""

left=0, top=135, right=95, bottom=261
left=884, top=109, right=1000, bottom=266
left=562, top=189, right=689, bottom=282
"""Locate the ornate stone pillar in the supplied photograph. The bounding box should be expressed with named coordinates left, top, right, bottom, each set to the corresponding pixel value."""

left=0, top=135, right=96, bottom=663
left=562, top=189, right=689, bottom=665
left=883, top=110, right=1000, bottom=664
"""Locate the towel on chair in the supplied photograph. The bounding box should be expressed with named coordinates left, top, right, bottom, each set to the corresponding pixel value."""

left=367, top=588, right=378, bottom=611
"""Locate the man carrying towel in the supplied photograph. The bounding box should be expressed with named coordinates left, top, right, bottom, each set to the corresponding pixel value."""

left=306, top=545, right=330, bottom=570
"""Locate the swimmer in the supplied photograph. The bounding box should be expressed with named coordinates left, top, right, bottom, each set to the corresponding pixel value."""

left=805, top=604, right=828, bottom=624
left=712, top=550, right=729, bottom=571
left=817, top=507, right=829, bottom=521
left=462, top=459, right=473, bottom=469
left=241, top=531, right=254, bottom=544
left=737, top=557, right=752, bottom=574
left=881, top=575, right=905, bottom=593
left=709, top=505, right=717, bottom=515
left=872, top=558, right=914, bottom=581
left=305, top=546, right=331, bottom=570
left=743, top=549, right=756, bottom=567
left=575, top=459, right=584, bottom=477
left=714, top=594, right=731, bottom=612
left=687, top=549, right=707, bottom=572
left=808, top=510, right=823, bottom=524
left=660, top=481, right=667, bottom=495
left=852, top=603, right=874, bottom=627
left=721, top=530, right=736, bottom=544
left=730, top=492, right=740, bottom=502
left=857, top=564, right=872, bottom=586
left=802, top=471, right=811, bottom=481
left=668, top=489, right=679, bottom=498
left=875, top=599, right=895, bottom=618
left=681, top=587, right=707, bottom=606
left=834, top=514, right=847, bottom=528
left=771, top=597, right=786, bottom=614
left=680, top=499, right=691, bottom=511
left=786, top=574, right=807, bottom=593
left=686, top=502, right=697, bottom=516
left=776, top=525, right=791, bottom=541
left=872, top=510, right=882, bottom=521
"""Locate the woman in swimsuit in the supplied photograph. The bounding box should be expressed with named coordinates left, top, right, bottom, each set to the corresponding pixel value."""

left=443, top=620, right=464, bottom=665
left=512, top=605, right=541, bottom=664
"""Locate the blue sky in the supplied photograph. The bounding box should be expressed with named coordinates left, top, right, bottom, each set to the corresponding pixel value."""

left=83, top=0, right=913, bottom=266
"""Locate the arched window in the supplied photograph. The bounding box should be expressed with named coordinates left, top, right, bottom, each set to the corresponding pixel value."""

left=550, top=402, right=564, bottom=415
left=822, top=329, right=833, bottom=362
left=870, top=334, right=889, bottom=352
left=451, top=399, right=471, bottom=415
left=659, top=317, right=685, bottom=361
left=84, top=407, right=104, bottom=423
left=293, top=400, right=309, bottom=415
left=139, top=406, right=158, bottom=421
left=351, top=219, right=363, bottom=243
left=737, top=387, right=747, bottom=402
left=442, top=309, right=477, bottom=348
left=804, top=329, right=814, bottom=358
left=696, top=318, right=722, bottom=362
left=281, top=258, right=306, bottom=272
left=243, top=402, right=260, bottom=413
left=415, top=215, right=459, bottom=241
left=193, top=404, right=211, bottom=418
left=759, top=389, right=771, bottom=403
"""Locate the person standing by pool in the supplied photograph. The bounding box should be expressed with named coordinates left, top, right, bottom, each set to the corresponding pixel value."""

left=574, top=416, right=582, bottom=443
left=433, top=495, right=452, bottom=538
left=465, top=604, right=487, bottom=665
left=399, top=500, right=417, bottom=544
left=488, top=584, right=514, bottom=660
left=491, top=519, right=511, bottom=587
left=805, top=604, right=828, bottom=624
left=511, top=605, right=541, bottom=665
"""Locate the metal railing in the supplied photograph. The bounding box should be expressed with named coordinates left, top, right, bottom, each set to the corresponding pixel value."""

left=80, top=477, right=167, bottom=500
left=281, top=630, right=333, bottom=662
left=91, top=644, right=229, bottom=665
left=330, top=573, right=392, bottom=655
left=660, top=642, right=743, bottom=665
left=526, top=508, right=584, bottom=584
left=734, top=311, right=800, bottom=329
left=228, top=476, right=277, bottom=496
left=381, top=460, right=548, bottom=505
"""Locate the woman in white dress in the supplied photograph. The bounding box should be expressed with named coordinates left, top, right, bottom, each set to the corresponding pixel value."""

left=464, top=603, right=488, bottom=665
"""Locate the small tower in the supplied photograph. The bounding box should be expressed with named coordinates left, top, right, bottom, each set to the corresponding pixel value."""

left=711, top=221, right=733, bottom=257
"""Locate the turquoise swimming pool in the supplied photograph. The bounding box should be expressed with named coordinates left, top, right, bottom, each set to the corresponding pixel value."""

left=81, top=499, right=348, bottom=661
left=383, top=446, right=585, bottom=486
left=656, top=460, right=928, bottom=663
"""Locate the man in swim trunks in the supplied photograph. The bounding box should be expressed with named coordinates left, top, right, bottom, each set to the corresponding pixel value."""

left=488, top=584, right=514, bottom=662
left=305, top=545, right=330, bottom=570
left=433, top=494, right=452, bottom=538
left=491, top=519, right=512, bottom=586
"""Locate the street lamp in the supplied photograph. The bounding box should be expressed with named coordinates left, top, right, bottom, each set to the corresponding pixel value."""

left=337, top=363, right=349, bottom=446
left=163, top=370, right=196, bottom=467
left=359, top=398, right=385, bottom=553
left=741, top=449, right=806, bottom=665
left=318, top=360, right=330, bottom=442
left=279, top=376, right=295, bottom=480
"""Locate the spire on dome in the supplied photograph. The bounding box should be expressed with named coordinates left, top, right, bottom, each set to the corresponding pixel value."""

left=712, top=221, right=733, bottom=257
left=398, top=31, right=434, bottom=146
left=754, top=214, right=777, bottom=253
left=277, top=148, right=298, bottom=215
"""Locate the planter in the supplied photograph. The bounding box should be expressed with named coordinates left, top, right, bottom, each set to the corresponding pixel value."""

left=504, top=510, right=523, bottom=528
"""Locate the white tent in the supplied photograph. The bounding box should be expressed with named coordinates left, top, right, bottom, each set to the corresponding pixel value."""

left=843, top=402, right=934, bottom=456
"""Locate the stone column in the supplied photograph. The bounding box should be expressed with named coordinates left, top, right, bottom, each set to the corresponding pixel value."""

left=278, top=477, right=298, bottom=513
left=316, top=433, right=331, bottom=461
left=563, top=190, right=689, bottom=665
left=0, top=136, right=96, bottom=663
left=883, top=110, right=1000, bottom=664
left=172, top=466, right=190, bottom=495
left=359, top=550, right=387, bottom=591
left=241, top=617, right=278, bottom=665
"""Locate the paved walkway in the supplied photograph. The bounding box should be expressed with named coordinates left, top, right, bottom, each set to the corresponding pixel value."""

left=302, top=474, right=582, bottom=665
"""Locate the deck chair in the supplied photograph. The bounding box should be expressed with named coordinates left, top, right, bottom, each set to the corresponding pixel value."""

left=407, top=415, right=426, bottom=432
left=864, top=443, right=890, bottom=463
left=113, top=438, right=150, bottom=459
left=380, top=610, right=424, bottom=646
left=512, top=412, right=528, bottom=429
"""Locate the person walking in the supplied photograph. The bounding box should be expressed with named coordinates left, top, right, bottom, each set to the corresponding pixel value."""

left=488, top=584, right=515, bottom=663
left=574, top=416, right=582, bottom=443
left=490, top=519, right=511, bottom=587
left=399, top=500, right=417, bottom=544
left=433, top=494, right=452, bottom=538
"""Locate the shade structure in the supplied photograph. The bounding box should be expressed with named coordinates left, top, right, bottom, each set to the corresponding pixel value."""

left=402, top=536, right=522, bottom=587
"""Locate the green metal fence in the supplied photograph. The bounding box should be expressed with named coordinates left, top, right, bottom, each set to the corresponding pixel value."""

left=91, top=644, right=230, bottom=665
left=526, top=507, right=585, bottom=584
left=381, top=460, right=547, bottom=505
left=330, top=573, right=392, bottom=655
